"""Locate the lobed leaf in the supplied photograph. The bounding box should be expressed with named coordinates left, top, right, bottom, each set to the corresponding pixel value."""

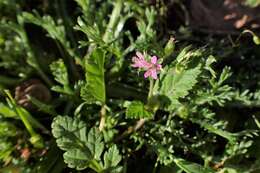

left=126, top=101, right=153, bottom=119
left=81, top=48, right=106, bottom=103
left=103, top=145, right=122, bottom=173
left=173, top=158, right=215, bottom=173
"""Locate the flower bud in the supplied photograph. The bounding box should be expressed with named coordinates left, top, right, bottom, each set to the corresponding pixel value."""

left=164, top=37, right=175, bottom=58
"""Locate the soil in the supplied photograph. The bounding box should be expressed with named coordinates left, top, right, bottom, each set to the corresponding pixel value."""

left=189, top=0, right=260, bottom=34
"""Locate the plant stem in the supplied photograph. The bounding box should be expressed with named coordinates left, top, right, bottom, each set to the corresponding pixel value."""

left=102, top=0, right=123, bottom=43
left=5, top=90, right=44, bottom=148
left=5, top=90, right=35, bottom=136
left=115, top=79, right=156, bottom=141
left=89, top=159, right=102, bottom=172
left=148, top=78, right=154, bottom=100
left=99, top=104, right=106, bottom=131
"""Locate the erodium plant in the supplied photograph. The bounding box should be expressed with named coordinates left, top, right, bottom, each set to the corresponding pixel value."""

left=0, top=0, right=260, bottom=173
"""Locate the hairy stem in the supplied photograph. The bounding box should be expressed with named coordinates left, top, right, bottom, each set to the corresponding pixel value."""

left=102, top=0, right=123, bottom=43
left=115, top=79, right=155, bottom=141
left=5, top=90, right=35, bottom=136
left=99, top=104, right=107, bottom=131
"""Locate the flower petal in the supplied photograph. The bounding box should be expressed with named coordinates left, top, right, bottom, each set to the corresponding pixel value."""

left=151, top=56, right=158, bottom=64
left=150, top=69, right=158, bottom=79
left=157, top=64, right=162, bottom=70
left=144, top=70, right=151, bottom=78
left=136, top=52, right=144, bottom=60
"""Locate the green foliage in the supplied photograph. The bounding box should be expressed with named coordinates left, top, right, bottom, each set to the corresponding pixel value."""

left=50, top=59, right=73, bottom=95
left=126, top=101, right=153, bottom=119
left=21, top=12, right=80, bottom=63
left=155, top=56, right=202, bottom=110
left=173, top=158, right=215, bottom=173
left=1, top=0, right=260, bottom=173
left=244, top=0, right=260, bottom=7
left=52, top=116, right=122, bottom=172
left=103, top=145, right=122, bottom=173
left=81, top=48, right=106, bottom=104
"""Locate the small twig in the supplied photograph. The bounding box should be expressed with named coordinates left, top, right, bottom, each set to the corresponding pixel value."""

left=115, top=118, right=146, bottom=142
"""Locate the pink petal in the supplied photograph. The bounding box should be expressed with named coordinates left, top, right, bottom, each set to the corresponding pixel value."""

left=151, top=56, right=158, bottom=64
left=144, top=70, right=152, bottom=78
left=150, top=69, right=158, bottom=79
left=157, top=64, right=162, bottom=70
left=136, top=52, right=144, bottom=60
left=131, top=57, right=140, bottom=67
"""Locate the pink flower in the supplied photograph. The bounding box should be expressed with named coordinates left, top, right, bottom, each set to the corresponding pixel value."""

left=132, top=52, right=151, bottom=68
left=132, top=52, right=162, bottom=79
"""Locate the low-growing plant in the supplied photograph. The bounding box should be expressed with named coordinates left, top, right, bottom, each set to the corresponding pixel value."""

left=0, top=0, right=260, bottom=173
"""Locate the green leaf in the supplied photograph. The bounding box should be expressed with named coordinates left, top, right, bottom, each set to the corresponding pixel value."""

left=0, top=103, right=17, bottom=118
left=63, top=149, right=91, bottom=170
left=103, top=145, right=122, bottom=173
left=126, top=101, right=153, bottom=119
left=75, top=17, right=103, bottom=44
left=81, top=48, right=106, bottom=103
left=21, top=12, right=80, bottom=63
left=0, top=121, right=17, bottom=137
left=192, top=119, right=237, bottom=143
left=86, top=128, right=104, bottom=160
left=27, top=95, right=57, bottom=115
left=50, top=59, right=73, bottom=95
left=205, top=55, right=217, bottom=78
left=52, top=116, right=105, bottom=171
left=21, top=12, right=66, bottom=43
left=52, top=116, right=89, bottom=151
left=50, top=59, right=69, bottom=86
left=157, top=65, right=201, bottom=110
left=173, top=158, right=215, bottom=173
left=74, top=0, right=91, bottom=18
left=253, top=35, right=260, bottom=45
left=0, top=140, right=13, bottom=161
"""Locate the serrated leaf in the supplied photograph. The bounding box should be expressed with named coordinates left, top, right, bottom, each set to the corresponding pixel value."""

left=21, top=12, right=66, bottom=44
left=75, top=17, right=103, bottom=44
left=50, top=59, right=69, bottom=86
left=50, top=59, right=73, bottom=95
left=102, top=145, right=123, bottom=173
left=63, top=149, right=90, bottom=170
left=52, top=116, right=89, bottom=151
left=52, top=116, right=105, bottom=171
left=126, top=101, right=153, bottom=119
left=86, top=128, right=104, bottom=160
left=192, top=119, right=237, bottom=143
left=157, top=65, right=201, bottom=110
left=173, top=158, right=215, bottom=173
left=104, top=145, right=122, bottom=170
left=81, top=48, right=106, bottom=103
left=21, top=12, right=80, bottom=63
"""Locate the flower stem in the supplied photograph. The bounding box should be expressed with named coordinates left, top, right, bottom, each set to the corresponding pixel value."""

left=148, top=78, right=154, bottom=100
